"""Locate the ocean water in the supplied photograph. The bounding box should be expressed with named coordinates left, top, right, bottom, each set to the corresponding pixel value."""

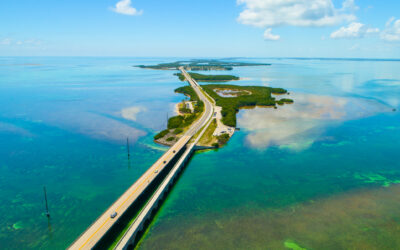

left=0, top=57, right=400, bottom=249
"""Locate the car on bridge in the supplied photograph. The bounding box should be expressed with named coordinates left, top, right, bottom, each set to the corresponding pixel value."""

left=110, top=211, right=117, bottom=219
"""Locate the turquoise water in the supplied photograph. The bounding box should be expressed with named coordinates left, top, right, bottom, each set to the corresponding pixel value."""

left=0, top=58, right=399, bottom=249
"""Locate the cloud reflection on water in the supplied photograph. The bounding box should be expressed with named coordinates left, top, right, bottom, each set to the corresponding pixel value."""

left=44, top=109, right=147, bottom=143
left=0, top=121, right=33, bottom=137
left=121, top=106, right=146, bottom=121
left=239, top=93, right=390, bottom=150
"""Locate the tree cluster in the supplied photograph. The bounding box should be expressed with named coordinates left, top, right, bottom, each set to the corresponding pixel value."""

left=202, top=84, right=292, bottom=127
left=175, top=73, right=239, bottom=82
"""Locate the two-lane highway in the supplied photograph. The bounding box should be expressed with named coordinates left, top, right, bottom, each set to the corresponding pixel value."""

left=69, top=68, right=214, bottom=250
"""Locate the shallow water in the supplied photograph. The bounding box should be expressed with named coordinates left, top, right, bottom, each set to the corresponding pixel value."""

left=138, top=59, right=400, bottom=249
left=0, top=58, right=399, bottom=249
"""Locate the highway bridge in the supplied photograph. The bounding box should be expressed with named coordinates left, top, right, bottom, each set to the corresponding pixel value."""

left=69, top=68, right=214, bottom=250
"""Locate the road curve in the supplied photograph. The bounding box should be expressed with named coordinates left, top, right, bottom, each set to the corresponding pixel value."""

left=69, top=68, right=214, bottom=250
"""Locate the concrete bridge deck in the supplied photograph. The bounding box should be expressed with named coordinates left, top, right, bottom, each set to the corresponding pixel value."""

left=69, top=68, right=214, bottom=250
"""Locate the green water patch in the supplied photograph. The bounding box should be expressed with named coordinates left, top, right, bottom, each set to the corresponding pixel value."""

left=140, top=142, right=168, bottom=152
left=284, top=240, right=307, bottom=250
left=279, top=139, right=314, bottom=151
left=138, top=185, right=400, bottom=249
left=13, top=221, right=24, bottom=230
left=322, top=141, right=351, bottom=147
left=354, top=172, right=400, bottom=187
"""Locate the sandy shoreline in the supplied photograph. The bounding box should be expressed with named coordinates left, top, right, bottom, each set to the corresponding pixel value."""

left=174, top=103, right=182, bottom=116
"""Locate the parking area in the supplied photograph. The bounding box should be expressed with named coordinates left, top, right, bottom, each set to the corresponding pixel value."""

left=212, top=106, right=235, bottom=137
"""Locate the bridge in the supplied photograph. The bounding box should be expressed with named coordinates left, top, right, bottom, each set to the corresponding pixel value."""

left=69, top=68, right=215, bottom=250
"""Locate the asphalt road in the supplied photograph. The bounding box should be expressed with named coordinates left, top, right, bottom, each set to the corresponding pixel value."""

left=69, top=67, right=214, bottom=250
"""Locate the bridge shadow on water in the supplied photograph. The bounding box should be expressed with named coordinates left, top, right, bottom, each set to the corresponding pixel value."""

left=93, top=145, right=195, bottom=250
left=127, top=150, right=197, bottom=250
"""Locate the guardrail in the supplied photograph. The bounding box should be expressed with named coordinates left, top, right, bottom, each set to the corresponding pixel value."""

left=114, top=70, right=215, bottom=250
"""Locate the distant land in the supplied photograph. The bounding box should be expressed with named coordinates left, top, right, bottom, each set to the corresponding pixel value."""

left=175, top=72, right=240, bottom=82
left=139, top=59, right=292, bottom=147
left=200, top=84, right=292, bottom=127
left=136, top=59, right=271, bottom=71
left=155, top=84, right=293, bottom=147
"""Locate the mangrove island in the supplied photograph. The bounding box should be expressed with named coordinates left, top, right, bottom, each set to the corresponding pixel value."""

left=136, top=59, right=271, bottom=71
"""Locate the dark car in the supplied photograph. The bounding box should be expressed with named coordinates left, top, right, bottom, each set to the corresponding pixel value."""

left=110, top=211, right=117, bottom=219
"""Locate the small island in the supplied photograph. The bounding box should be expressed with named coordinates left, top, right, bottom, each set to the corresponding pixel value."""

left=154, top=85, right=204, bottom=146
left=175, top=72, right=239, bottom=82
left=146, top=59, right=293, bottom=148
left=136, top=59, right=270, bottom=71
left=154, top=84, right=293, bottom=147
left=202, top=84, right=292, bottom=127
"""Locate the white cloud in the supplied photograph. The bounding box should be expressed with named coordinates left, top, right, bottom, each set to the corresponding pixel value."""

left=0, top=38, right=12, bottom=45
left=342, top=0, right=359, bottom=12
left=237, top=0, right=357, bottom=40
left=237, top=0, right=356, bottom=27
left=0, top=38, right=42, bottom=46
left=112, top=0, right=143, bottom=16
left=263, top=28, right=280, bottom=41
left=330, top=22, right=379, bottom=39
left=380, top=17, right=400, bottom=42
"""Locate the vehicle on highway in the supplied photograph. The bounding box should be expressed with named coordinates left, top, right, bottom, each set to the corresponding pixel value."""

left=155, top=170, right=159, bottom=174
left=110, top=212, right=117, bottom=219
left=163, top=161, right=166, bottom=164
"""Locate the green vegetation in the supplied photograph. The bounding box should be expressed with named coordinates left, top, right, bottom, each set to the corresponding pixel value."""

left=175, top=86, right=200, bottom=102
left=175, top=72, right=239, bottom=82
left=173, top=128, right=183, bottom=134
left=202, top=84, right=292, bottom=127
left=154, top=85, right=205, bottom=142
left=281, top=98, right=294, bottom=103
left=179, top=106, right=191, bottom=114
left=154, top=129, right=169, bottom=140
left=166, top=137, right=175, bottom=142
left=194, top=101, right=204, bottom=113
left=277, top=98, right=294, bottom=105
left=167, top=116, right=184, bottom=129
left=198, top=119, right=218, bottom=146
left=155, top=72, right=293, bottom=148
left=217, top=134, right=230, bottom=145
left=175, top=86, right=204, bottom=114
left=182, top=114, right=196, bottom=127
left=136, top=59, right=271, bottom=71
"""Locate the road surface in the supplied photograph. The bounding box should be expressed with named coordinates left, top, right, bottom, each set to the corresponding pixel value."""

left=69, top=68, right=214, bottom=250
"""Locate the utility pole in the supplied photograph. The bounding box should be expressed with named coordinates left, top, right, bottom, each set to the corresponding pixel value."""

left=43, top=186, right=50, bottom=218
left=126, top=137, right=130, bottom=159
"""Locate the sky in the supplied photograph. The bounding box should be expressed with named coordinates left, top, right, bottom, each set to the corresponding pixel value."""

left=0, top=0, right=400, bottom=58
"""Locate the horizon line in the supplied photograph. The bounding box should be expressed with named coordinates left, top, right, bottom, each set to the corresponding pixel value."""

left=1, top=56, right=400, bottom=61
